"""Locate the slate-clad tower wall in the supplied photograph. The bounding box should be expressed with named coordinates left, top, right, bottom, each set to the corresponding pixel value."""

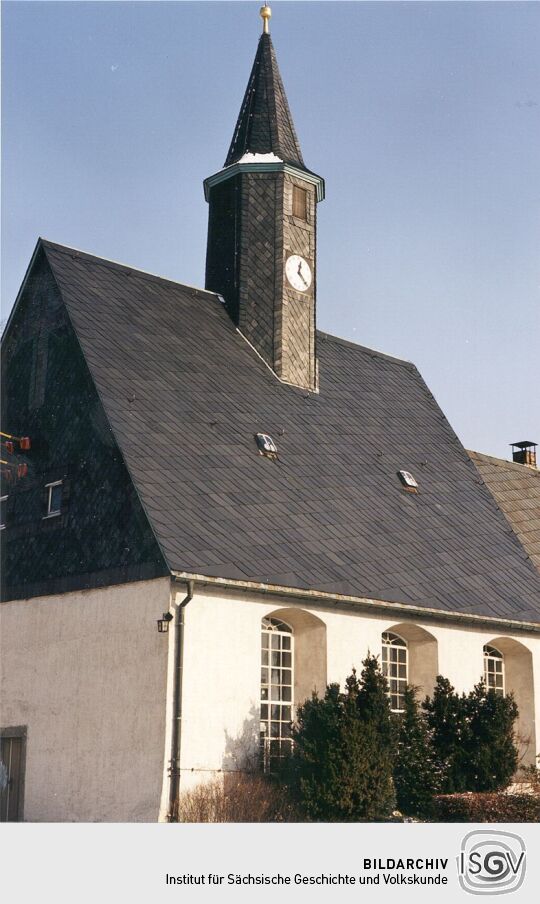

left=204, top=31, right=323, bottom=391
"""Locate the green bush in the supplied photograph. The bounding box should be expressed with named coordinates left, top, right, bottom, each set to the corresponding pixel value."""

left=393, top=686, right=442, bottom=817
left=432, top=792, right=540, bottom=823
left=287, top=659, right=395, bottom=821
left=466, top=681, right=518, bottom=790
left=423, top=677, right=519, bottom=793
left=422, top=677, right=471, bottom=793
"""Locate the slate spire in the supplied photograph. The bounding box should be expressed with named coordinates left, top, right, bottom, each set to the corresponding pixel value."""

left=225, top=31, right=305, bottom=169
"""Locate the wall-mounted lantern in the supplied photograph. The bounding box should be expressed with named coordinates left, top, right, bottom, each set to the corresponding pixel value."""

left=157, top=612, right=174, bottom=633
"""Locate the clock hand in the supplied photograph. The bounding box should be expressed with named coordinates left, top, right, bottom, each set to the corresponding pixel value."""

left=297, top=261, right=308, bottom=286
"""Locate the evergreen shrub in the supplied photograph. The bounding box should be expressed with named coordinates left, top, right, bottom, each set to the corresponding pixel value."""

left=287, top=657, right=395, bottom=821
left=423, top=677, right=519, bottom=793
left=432, top=792, right=540, bottom=823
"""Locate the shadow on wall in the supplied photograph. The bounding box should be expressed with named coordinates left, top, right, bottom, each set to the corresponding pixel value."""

left=265, top=607, right=327, bottom=704
left=222, top=705, right=261, bottom=774
left=488, top=635, right=536, bottom=768
left=384, top=622, right=439, bottom=698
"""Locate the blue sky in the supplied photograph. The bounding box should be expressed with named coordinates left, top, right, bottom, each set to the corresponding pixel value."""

left=2, top=1, right=539, bottom=459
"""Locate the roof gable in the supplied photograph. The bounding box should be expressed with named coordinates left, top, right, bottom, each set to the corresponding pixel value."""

left=469, top=450, right=540, bottom=573
left=1, top=244, right=167, bottom=599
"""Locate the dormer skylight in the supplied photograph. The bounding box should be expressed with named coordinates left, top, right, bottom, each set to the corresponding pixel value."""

left=255, top=433, right=278, bottom=459
left=397, top=470, right=418, bottom=492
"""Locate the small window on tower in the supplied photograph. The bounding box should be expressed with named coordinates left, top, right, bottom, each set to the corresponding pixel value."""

left=44, top=480, right=63, bottom=518
left=292, top=185, right=307, bottom=221
left=0, top=495, right=8, bottom=530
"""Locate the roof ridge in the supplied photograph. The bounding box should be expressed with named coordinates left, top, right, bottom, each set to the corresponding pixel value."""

left=316, top=330, right=414, bottom=368
left=468, top=449, right=540, bottom=475
left=40, top=239, right=220, bottom=299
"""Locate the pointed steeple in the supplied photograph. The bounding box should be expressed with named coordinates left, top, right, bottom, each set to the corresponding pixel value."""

left=204, top=7, right=324, bottom=392
left=225, top=31, right=305, bottom=169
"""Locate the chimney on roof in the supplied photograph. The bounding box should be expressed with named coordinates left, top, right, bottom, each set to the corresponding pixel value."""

left=510, top=441, right=537, bottom=469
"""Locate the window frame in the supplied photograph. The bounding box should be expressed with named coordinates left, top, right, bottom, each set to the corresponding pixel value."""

left=381, top=631, right=408, bottom=713
left=260, top=617, right=294, bottom=772
left=483, top=644, right=505, bottom=696
left=292, top=185, right=308, bottom=221
left=0, top=495, right=7, bottom=530
left=43, top=480, right=63, bottom=519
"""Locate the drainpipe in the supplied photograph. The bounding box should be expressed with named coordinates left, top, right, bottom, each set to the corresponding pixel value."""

left=168, top=579, right=195, bottom=820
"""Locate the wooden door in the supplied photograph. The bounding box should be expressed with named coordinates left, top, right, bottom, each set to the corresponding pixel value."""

left=0, top=730, right=26, bottom=821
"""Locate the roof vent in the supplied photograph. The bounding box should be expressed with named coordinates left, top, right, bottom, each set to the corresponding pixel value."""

left=255, top=433, right=278, bottom=459
left=510, top=441, right=537, bottom=469
left=397, top=470, right=418, bottom=492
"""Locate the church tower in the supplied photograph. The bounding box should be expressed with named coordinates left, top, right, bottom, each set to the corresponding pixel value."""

left=204, top=6, right=324, bottom=391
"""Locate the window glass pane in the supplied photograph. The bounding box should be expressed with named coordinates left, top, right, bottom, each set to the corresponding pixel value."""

left=382, top=633, right=407, bottom=712
left=261, top=619, right=294, bottom=771
left=49, top=483, right=62, bottom=513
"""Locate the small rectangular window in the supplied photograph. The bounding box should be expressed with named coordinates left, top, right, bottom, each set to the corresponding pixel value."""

left=0, top=495, right=7, bottom=530
left=292, top=185, right=307, bottom=220
left=44, top=481, right=62, bottom=518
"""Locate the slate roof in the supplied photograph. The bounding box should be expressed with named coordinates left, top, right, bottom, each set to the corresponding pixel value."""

left=469, top=450, right=540, bottom=574
left=36, top=239, right=540, bottom=623
left=225, top=33, right=305, bottom=169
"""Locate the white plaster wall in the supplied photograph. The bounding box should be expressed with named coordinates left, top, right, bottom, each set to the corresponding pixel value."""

left=175, top=586, right=540, bottom=793
left=0, top=577, right=170, bottom=822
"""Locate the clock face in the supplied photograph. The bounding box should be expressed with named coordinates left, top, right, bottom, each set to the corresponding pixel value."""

left=285, top=255, right=312, bottom=293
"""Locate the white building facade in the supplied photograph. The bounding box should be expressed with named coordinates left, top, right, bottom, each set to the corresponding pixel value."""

left=2, top=576, right=538, bottom=822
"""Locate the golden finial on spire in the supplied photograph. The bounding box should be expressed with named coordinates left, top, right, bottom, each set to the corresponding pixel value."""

left=260, top=5, right=271, bottom=34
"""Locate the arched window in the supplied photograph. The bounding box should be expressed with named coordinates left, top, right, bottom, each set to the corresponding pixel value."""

left=483, top=644, right=505, bottom=695
left=260, top=617, right=293, bottom=771
left=381, top=631, right=408, bottom=712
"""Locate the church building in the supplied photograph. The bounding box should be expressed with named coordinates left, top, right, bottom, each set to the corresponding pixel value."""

left=1, top=7, right=539, bottom=822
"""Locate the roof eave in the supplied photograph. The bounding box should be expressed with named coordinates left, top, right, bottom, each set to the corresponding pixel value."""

left=203, top=162, right=325, bottom=202
left=171, top=571, right=540, bottom=634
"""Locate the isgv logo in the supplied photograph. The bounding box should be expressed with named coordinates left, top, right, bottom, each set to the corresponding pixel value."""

left=458, top=830, right=526, bottom=895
